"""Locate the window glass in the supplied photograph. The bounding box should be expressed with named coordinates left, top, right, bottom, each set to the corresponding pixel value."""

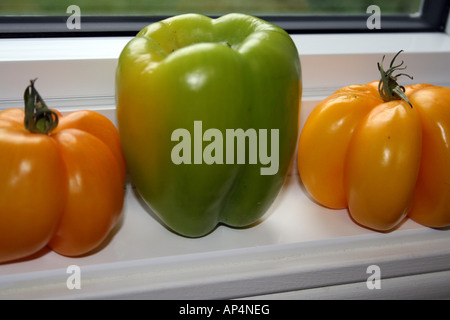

left=0, top=0, right=423, bottom=16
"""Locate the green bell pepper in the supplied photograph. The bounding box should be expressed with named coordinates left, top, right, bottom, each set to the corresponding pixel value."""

left=116, top=13, right=301, bottom=237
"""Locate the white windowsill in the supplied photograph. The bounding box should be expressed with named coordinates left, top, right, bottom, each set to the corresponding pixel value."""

left=1, top=32, right=450, bottom=121
left=0, top=32, right=450, bottom=300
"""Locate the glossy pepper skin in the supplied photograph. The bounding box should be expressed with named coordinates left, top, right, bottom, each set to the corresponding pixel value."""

left=298, top=52, right=450, bottom=231
left=0, top=81, right=126, bottom=264
left=116, top=13, right=301, bottom=237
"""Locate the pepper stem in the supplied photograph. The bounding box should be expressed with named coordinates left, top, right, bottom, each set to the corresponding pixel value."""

left=24, top=79, right=59, bottom=134
left=377, top=50, right=414, bottom=107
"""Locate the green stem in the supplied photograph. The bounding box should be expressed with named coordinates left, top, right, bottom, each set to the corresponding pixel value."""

left=377, top=50, right=414, bottom=108
left=24, top=79, right=59, bottom=134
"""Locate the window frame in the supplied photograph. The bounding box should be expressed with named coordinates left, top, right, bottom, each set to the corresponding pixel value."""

left=1, top=32, right=449, bottom=121
left=0, top=0, right=448, bottom=38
